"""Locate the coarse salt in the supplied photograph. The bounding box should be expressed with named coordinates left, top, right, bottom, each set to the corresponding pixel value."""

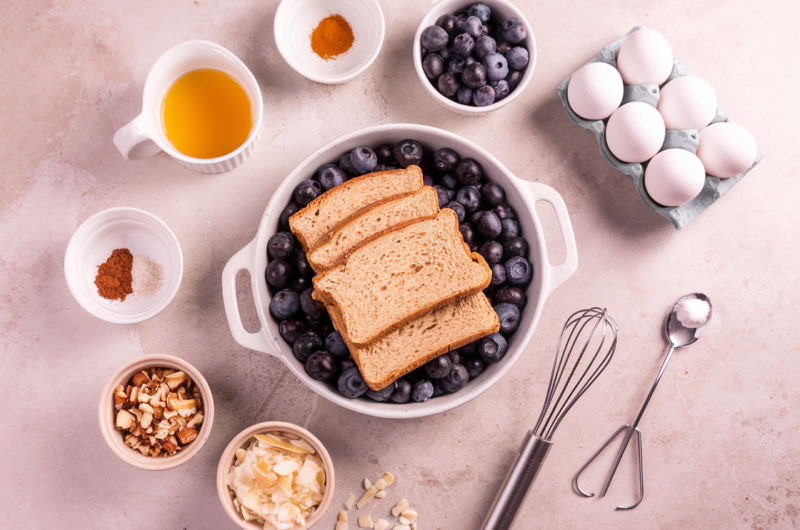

left=132, top=255, right=164, bottom=298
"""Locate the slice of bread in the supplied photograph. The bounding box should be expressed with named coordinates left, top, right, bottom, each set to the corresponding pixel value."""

left=312, top=208, right=492, bottom=346
left=289, top=165, right=423, bottom=252
left=306, top=187, right=440, bottom=273
left=348, top=292, right=500, bottom=390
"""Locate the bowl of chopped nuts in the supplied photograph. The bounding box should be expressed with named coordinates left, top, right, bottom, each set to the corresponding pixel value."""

left=217, top=421, right=334, bottom=529
left=99, top=354, right=214, bottom=470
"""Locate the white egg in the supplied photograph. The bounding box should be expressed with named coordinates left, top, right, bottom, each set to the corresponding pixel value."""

left=567, top=62, right=624, bottom=120
left=657, top=76, right=718, bottom=131
left=617, top=28, right=674, bottom=86
left=606, top=102, right=666, bottom=163
left=644, top=148, right=707, bottom=207
left=697, top=122, right=757, bottom=179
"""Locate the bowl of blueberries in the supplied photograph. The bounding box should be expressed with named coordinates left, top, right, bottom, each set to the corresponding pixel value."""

left=414, top=0, right=536, bottom=115
left=221, top=123, right=576, bottom=419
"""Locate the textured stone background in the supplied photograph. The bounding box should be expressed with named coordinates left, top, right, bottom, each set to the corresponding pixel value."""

left=1, top=0, right=798, bottom=529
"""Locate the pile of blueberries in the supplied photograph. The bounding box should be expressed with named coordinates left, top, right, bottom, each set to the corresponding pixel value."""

left=420, top=3, right=529, bottom=107
left=266, top=139, right=533, bottom=403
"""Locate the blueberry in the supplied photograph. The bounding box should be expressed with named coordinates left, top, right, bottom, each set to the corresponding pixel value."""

left=267, top=232, right=294, bottom=260
left=442, top=173, right=460, bottom=190
left=474, top=36, right=497, bottom=60
left=488, top=79, right=500, bottom=88
left=270, top=289, right=300, bottom=319
left=504, top=236, right=528, bottom=259
left=366, top=382, right=396, bottom=402
left=464, top=16, right=484, bottom=38
left=465, top=56, right=477, bottom=66
left=479, top=241, right=503, bottom=265
left=448, top=350, right=462, bottom=365
left=266, top=259, right=292, bottom=288
left=505, top=256, right=533, bottom=287
left=470, top=210, right=484, bottom=226
left=495, top=286, right=526, bottom=309
left=475, top=210, right=501, bottom=239
left=390, top=379, right=413, bottom=403
left=502, top=17, right=527, bottom=44
left=460, top=223, right=477, bottom=250
left=294, top=179, right=321, bottom=206
left=490, top=263, right=506, bottom=286
left=473, top=85, right=495, bottom=106
left=325, top=331, right=350, bottom=358
left=349, top=147, right=377, bottom=175
left=457, top=86, right=474, bottom=105
left=468, top=2, right=492, bottom=23
left=375, top=144, right=394, bottom=164
left=499, top=218, right=519, bottom=242
left=461, top=340, right=479, bottom=358
left=496, top=40, right=512, bottom=55
left=340, top=357, right=357, bottom=373
left=434, top=148, right=460, bottom=173
left=454, top=9, right=469, bottom=20
left=505, top=46, right=529, bottom=70
left=292, top=332, right=322, bottom=362
left=507, top=70, right=523, bottom=90
left=425, top=355, right=452, bottom=379
left=439, top=46, right=453, bottom=61
left=309, top=314, right=334, bottom=337
left=305, top=351, right=337, bottom=381
left=338, top=367, right=369, bottom=398
left=313, top=163, right=338, bottom=179
left=483, top=52, right=509, bottom=81
left=423, top=173, right=435, bottom=187
left=455, top=158, right=483, bottom=186
left=432, top=381, right=447, bottom=397
left=318, top=166, right=347, bottom=190
left=447, top=56, right=466, bottom=75
left=452, top=33, right=474, bottom=57
left=494, top=79, right=510, bottom=101
left=455, top=186, right=482, bottom=212
left=436, top=13, right=462, bottom=34
left=480, top=182, right=505, bottom=206
left=300, top=288, right=324, bottom=319
left=465, top=357, right=486, bottom=378
left=479, top=332, right=508, bottom=363
left=338, top=152, right=357, bottom=176
left=495, top=303, right=521, bottom=335
left=289, top=275, right=311, bottom=293
left=279, top=202, right=301, bottom=231
left=421, top=25, right=449, bottom=51
left=394, top=139, right=423, bottom=168
left=411, top=379, right=435, bottom=402
left=462, top=62, right=487, bottom=88
left=423, top=53, right=445, bottom=79
left=444, top=201, right=466, bottom=223
left=433, top=185, right=450, bottom=208
left=279, top=319, right=308, bottom=344
left=440, top=363, right=469, bottom=392
left=493, top=203, right=516, bottom=220
left=294, top=254, right=313, bottom=278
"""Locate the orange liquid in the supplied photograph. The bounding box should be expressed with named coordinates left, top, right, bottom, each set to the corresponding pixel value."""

left=162, top=68, right=252, bottom=159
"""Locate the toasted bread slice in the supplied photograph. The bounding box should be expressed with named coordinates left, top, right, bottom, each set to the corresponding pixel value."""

left=347, top=292, right=500, bottom=390
left=306, top=187, right=440, bottom=273
left=289, top=165, right=423, bottom=252
left=312, top=209, right=492, bottom=346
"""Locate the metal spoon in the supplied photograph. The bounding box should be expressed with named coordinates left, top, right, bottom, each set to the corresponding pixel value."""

left=573, top=293, right=712, bottom=510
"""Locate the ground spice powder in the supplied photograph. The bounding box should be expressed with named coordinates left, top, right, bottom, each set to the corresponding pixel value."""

left=95, top=248, right=134, bottom=301
left=310, top=14, right=354, bottom=60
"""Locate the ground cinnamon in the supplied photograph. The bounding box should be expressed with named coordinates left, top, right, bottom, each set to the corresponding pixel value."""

left=310, top=14, right=354, bottom=61
left=95, top=248, right=134, bottom=301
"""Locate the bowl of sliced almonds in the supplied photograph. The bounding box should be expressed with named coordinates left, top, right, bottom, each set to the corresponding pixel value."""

left=98, top=353, right=214, bottom=470
left=217, top=421, right=335, bottom=529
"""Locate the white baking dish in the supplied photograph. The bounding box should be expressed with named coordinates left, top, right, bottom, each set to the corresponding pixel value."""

left=222, top=124, right=577, bottom=419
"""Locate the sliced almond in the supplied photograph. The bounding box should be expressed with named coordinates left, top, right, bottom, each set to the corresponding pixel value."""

left=374, top=520, right=389, bottom=530
left=373, top=478, right=386, bottom=491
left=235, top=448, right=247, bottom=463
left=364, top=478, right=372, bottom=490
left=410, top=524, right=417, bottom=530
left=338, top=511, right=348, bottom=523
left=358, top=515, right=374, bottom=528
left=392, top=525, right=410, bottom=530
left=357, top=486, right=377, bottom=509
left=392, top=499, right=409, bottom=517
left=254, top=433, right=311, bottom=454
left=399, top=509, right=418, bottom=524
left=336, top=523, right=348, bottom=530
left=381, top=472, right=395, bottom=487
left=344, top=493, right=356, bottom=511
left=375, top=490, right=386, bottom=499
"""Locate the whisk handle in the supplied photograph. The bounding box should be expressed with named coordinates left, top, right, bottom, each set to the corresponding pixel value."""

left=481, top=431, right=553, bottom=530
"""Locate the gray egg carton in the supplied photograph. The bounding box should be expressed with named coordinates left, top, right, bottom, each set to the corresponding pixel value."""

left=557, top=26, right=763, bottom=229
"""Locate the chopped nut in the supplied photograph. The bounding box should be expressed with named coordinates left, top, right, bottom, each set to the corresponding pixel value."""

left=163, top=409, right=178, bottom=419
left=187, top=411, right=204, bottom=428
left=399, top=509, right=418, bottom=524
left=129, top=386, right=138, bottom=403
left=132, top=371, right=150, bottom=386
left=374, top=520, right=389, bottom=530
left=152, top=405, right=164, bottom=420
left=364, top=478, right=372, bottom=489
left=114, top=385, right=127, bottom=405
left=339, top=511, right=348, bottom=523
left=141, top=412, right=153, bottom=429
left=357, top=486, right=377, bottom=509
left=165, top=371, right=187, bottom=389
left=162, top=440, right=177, bottom=455
left=344, top=493, right=356, bottom=511
left=177, top=427, right=198, bottom=444
left=375, top=490, right=386, bottom=499
left=358, top=515, right=374, bottom=528
left=392, top=499, right=409, bottom=517
left=115, top=409, right=134, bottom=430
left=138, top=403, right=154, bottom=414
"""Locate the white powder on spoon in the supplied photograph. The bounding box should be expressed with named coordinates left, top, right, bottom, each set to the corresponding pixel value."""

left=132, top=255, right=164, bottom=298
left=676, top=298, right=710, bottom=328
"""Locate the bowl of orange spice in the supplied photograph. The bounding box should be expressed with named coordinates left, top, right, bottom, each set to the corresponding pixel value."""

left=274, top=0, right=384, bottom=84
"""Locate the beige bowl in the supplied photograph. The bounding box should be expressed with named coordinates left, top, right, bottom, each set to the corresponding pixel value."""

left=216, top=422, right=335, bottom=529
left=98, top=353, right=215, bottom=470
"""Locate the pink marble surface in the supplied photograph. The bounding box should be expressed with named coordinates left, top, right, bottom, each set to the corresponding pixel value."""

left=1, top=0, right=799, bottom=528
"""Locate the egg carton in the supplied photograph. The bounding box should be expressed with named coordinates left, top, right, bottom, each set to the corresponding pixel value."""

left=557, top=26, right=763, bottom=229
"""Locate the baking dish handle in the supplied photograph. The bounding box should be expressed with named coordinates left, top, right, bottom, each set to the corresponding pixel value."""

left=221, top=239, right=276, bottom=356
left=523, top=181, right=579, bottom=296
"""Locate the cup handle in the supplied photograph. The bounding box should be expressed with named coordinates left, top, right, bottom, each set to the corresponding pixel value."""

left=113, top=113, right=162, bottom=160
left=221, top=238, right=280, bottom=356
left=523, top=181, right=579, bottom=296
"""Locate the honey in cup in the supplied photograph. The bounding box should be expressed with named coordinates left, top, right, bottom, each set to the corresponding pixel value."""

left=162, top=68, right=252, bottom=159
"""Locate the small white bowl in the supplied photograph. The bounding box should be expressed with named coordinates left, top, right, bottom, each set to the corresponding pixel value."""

left=99, top=354, right=215, bottom=471
left=64, top=207, right=183, bottom=324
left=413, top=0, right=537, bottom=116
left=274, top=0, right=385, bottom=84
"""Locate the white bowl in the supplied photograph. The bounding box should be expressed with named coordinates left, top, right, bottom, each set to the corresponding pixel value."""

left=274, top=0, right=385, bottom=85
left=65, top=207, right=183, bottom=324
left=413, top=0, right=537, bottom=116
left=221, top=124, right=577, bottom=419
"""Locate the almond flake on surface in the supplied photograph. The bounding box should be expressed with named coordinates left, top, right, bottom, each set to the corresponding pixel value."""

left=374, top=490, right=386, bottom=499
left=392, top=525, right=410, bottom=530
left=410, top=524, right=417, bottom=530
left=358, top=514, right=374, bottom=528
left=339, top=511, right=348, bottom=523
left=373, top=478, right=386, bottom=491
left=374, top=520, right=389, bottom=530
left=357, top=486, right=377, bottom=509
left=336, top=523, right=348, bottom=530
left=399, top=509, right=418, bottom=524
left=381, top=472, right=395, bottom=487
left=345, top=492, right=356, bottom=510
left=392, top=499, right=409, bottom=517
left=364, top=478, right=372, bottom=489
